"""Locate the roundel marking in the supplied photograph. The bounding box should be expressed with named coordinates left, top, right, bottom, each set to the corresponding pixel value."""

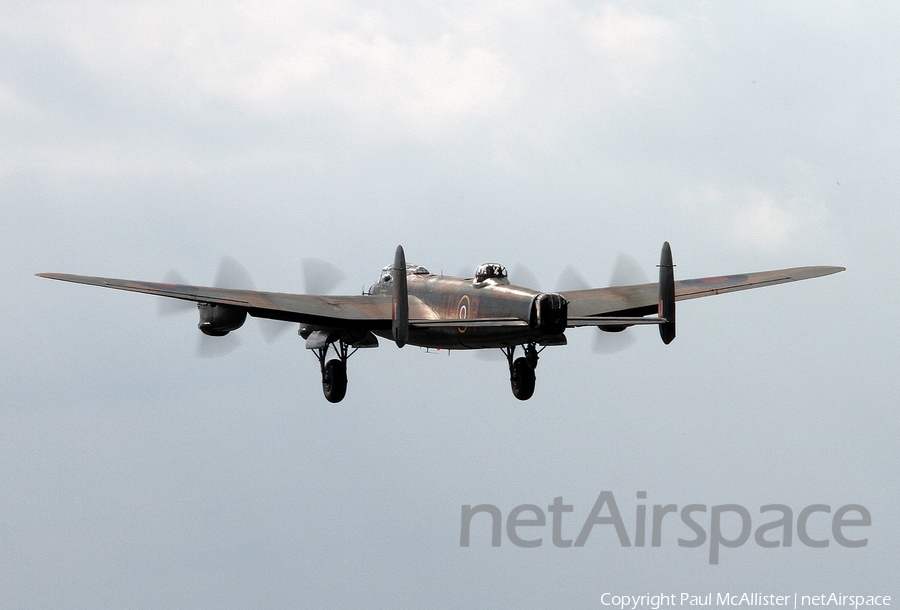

left=457, top=295, right=470, bottom=333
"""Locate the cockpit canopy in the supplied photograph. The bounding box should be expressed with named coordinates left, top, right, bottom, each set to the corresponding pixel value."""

left=377, top=263, right=430, bottom=284
left=475, top=263, right=508, bottom=283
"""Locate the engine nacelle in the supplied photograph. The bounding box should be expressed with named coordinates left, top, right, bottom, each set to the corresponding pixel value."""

left=197, top=302, right=247, bottom=336
left=531, top=293, right=568, bottom=335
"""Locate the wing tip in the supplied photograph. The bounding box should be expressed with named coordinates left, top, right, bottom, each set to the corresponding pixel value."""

left=36, top=272, right=90, bottom=282
left=792, top=265, right=845, bottom=280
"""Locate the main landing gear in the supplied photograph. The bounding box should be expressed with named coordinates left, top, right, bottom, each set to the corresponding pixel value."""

left=303, top=328, right=378, bottom=403
left=504, top=343, right=540, bottom=400
left=314, top=341, right=354, bottom=403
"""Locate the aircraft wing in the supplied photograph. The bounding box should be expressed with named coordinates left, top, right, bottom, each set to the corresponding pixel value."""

left=36, top=273, right=398, bottom=330
left=37, top=264, right=845, bottom=332
left=561, top=265, right=845, bottom=320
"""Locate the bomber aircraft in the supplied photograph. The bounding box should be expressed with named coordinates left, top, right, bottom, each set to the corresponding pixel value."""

left=38, top=243, right=843, bottom=402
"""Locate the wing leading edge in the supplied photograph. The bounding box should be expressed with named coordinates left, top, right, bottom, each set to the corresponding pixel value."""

left=562, top=265, right=845, bottom=320
left=36, top=273, right=396, bottom=330
left=38, top=263, right=844, bottom=332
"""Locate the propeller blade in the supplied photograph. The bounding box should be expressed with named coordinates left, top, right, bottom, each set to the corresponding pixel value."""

left=454, top=266, right=473, bottom=279
left=157, top=257, right=291, bottom=354
left=257, top=318, right=292, bottom=343
left=608, top=252, right=649, bottom=286
left=555, top=265, right=590, bottom=292
left=555, top=255, right=647, bottom=354
left=214, top=256, right=255, bottom=290
left=219, top=256, right=298, bottom=343
left=302, top=258, right=345, bottom=295
left=593, top=328, right=637, bottom=354
left=511, top=264, right=541, bottom=290
left=474, top=348, right=507, bottom=362
left=593, top=252, right=649, bottom=354
left=157, top=269, right=194, bottom=316
left=196, top=333, right=242, bottom=358
left=256, top=255, right=345, bottom=342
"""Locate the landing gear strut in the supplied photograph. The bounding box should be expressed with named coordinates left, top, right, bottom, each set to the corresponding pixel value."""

left=314, top=341, right=355, bottom=403
left=504, top=343, right=539, bottom=400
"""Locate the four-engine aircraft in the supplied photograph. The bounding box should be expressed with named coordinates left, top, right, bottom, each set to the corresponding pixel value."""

left=38, top=243, right=843, bottom=402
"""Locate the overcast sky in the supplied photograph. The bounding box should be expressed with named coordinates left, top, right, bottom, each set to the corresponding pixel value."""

left=1, top=2, right=898, bottom=608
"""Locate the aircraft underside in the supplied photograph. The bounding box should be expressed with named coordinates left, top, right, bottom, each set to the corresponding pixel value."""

left=314, top=329, right=551, bottom=402
left=381, top=327, right=553, bottom=350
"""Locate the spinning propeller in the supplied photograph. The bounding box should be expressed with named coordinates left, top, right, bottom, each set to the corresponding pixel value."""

left=157, top=256, right=345, bottom=357
left=554, top=253, right=650, bottom=354
left=506, top=255, right=650, bottom=355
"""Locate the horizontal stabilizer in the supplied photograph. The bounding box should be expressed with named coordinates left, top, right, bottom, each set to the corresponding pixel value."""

left=567, top=316, right=667, bottom=328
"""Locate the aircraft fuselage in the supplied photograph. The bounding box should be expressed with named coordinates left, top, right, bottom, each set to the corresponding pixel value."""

left=367, top=267, right=565, bottom=349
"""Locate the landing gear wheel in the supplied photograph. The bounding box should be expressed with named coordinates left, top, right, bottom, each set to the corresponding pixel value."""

left=510, top=357, right=536, bottom=401
left=322, top=358, right=347, bottom=403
